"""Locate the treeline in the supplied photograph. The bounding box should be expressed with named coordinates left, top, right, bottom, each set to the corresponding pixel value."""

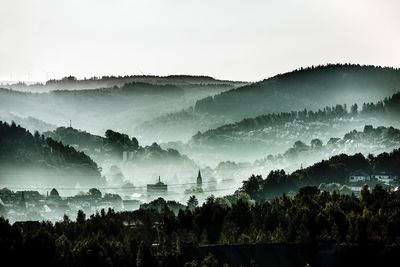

left=281, top=125, right=400, bottom=158
left=0, top=121, right=102, bottom=185
left=193, top=92, right=400, bottom=142
left=51, top=82, right=184, bottom=97
left=7, top=74, right=241, bottom=91
left=46, top=75, right=219, bottom=84
left=242, top=148, right=400, bottom=200
left=1, top=184, right=400, bottom=266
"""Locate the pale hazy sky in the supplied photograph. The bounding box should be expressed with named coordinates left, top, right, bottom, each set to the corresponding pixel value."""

left=0, top=0, right=399, bottom=82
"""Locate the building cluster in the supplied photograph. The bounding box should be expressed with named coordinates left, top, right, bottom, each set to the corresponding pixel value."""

left=146, top=170, right=204, bottom=195
left=0, top=188, right=140, bottom=223
left=0, top=170, right=206, bottom=222
left=349, top=171, right=398, bottom=184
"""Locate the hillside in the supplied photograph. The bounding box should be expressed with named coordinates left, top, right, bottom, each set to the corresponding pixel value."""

left=179, top=92, right=400, bottom=164
left=207, top=125, right=400, bottom=185
left=134, top=107, right=230, bottom=143
left=43, top=127, right=199, bottom=186
left=194, top=64, right=400, bottom=120
left=0, top=121, right=103, bottom=187
left=0, top=79, right=243, bottom=142
left=139, top=64, right=400, bottom=143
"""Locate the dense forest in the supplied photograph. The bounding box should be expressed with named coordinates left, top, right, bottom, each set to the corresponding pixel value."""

left=0, top=121, right=102, bottom=187
left=1, top=183, right=400, bottom=266
left=194, top=64, right=400, bottom=120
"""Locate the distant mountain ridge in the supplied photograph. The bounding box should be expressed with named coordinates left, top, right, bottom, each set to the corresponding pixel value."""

left=5, top=75, right=247, bottom=92
left=0, top=79, right=242, bottom=140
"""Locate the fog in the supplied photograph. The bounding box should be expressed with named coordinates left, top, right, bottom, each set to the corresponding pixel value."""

left=0, top=76, right=243, bottom=143
left=1, top=65, right=400, bottom=223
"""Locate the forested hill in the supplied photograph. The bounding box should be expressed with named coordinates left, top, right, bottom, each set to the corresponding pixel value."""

left=193, top=92, right=400, bottom=144
left=194, top=64, right=400, bottom=120
left=44, top=127, right=197, bottom=167
left=241, top=148, right=400, bottom=200
left=0, top=121, right=102, bottom=187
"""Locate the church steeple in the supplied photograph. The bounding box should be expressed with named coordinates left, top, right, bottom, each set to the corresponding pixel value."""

left=196, top=170, right=202, bottom=188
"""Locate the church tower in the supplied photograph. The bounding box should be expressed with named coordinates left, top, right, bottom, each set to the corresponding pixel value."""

left=196, top=170, right=202, bottom=189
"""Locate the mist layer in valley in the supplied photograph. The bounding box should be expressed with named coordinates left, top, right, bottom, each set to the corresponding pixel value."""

left=0, top=75, right=245, bottom=144
left=1, top=64, right=400, bottom=222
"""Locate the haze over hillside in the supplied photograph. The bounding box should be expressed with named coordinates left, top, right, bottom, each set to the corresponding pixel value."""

left=136, top=64, right=400, bottom=144
left=0, top=76, right=245, bottom=143
left=194, top=64, right=400, bottom=120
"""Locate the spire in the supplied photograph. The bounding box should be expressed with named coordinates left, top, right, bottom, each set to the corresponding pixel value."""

left=197, top=169, right=202, bottom=188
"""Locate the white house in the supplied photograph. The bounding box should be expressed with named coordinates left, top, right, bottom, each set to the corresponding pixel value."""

left=349, top=172, right=370, bottom=183
left=371, top=172, right=397, bottom=184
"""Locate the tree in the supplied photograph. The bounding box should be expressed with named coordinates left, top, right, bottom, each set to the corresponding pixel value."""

left=241, top=175, right=263, bottom=200
left=49, top=188, right=61, bottom=199
left=76, top=209, right=86, bottom=223
left=310, top=138, right=323, bottom=148
left=88, top=188, right=102, bottom=198
left=294, top=140, right=308, bottom=149
left=187, top=195, right=199, bottom=210
left=34, top=130, right=40, bottom=139
left=360, top=185, right=371, bottom=205
left=351, top=103, right=358, bottom=115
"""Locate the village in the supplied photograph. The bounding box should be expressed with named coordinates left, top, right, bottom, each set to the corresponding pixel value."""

left=0, top=170, right=204, bottom=222
left=1, top=168, right=398, bottom=223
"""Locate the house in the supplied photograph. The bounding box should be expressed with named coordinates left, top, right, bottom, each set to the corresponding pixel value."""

left=371, top=172, right=397, bottom=184
left=349, top=171, right=370, bottom=183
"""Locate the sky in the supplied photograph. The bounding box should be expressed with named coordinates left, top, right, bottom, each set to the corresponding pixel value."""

left=0, top=0, right=399, bottom=82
